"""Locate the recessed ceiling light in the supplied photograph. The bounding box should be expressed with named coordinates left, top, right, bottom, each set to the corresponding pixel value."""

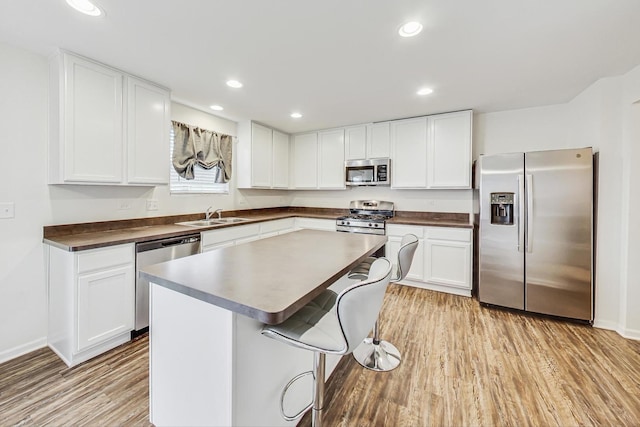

left=65, top=0, right=102, bottom=16
left=290, top=112, right=302, bottom=119
left=398, top=21, right=423, bottom=37
left=417, top=87, right=434, bottom=95
left=226, top=80, right=243, bottom=88
left=209, top=105, right=224, bottom=111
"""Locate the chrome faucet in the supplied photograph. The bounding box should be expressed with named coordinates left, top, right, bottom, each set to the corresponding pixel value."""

left=205, top=207, right=224, bottom=220
left=205, top=206, right=214, bottom=220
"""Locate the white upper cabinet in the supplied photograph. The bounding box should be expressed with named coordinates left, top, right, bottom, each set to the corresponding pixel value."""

left=53, top=53, right=124, bottom=184
left=237, top=122, right=290, bottom=189
left=49, top=51, right=170, bottom=186
left=272, top=129, right=290, bottom=189
left=291, top=132, right=318, bottom=189
left=291, top=129, right=345, bottom=189
left=366, top=122, right=390, bottom=159
left=126, top=77, right=171, bottom=185
left=318, top=128, right=345, bottom=189
left=344, top=123, right=390, bottom=160
left=390, top=117, right=428, bottom=188
left=344, top=125, right=367, bottom=160
left=390, top=111, right=472, bottom=189
left=427, top=110, right=472, bottom=188
left=250, top=122, right=273, bottom=188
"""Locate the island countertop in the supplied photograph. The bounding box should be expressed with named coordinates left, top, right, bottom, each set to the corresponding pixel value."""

left=140, top=229, right=387, bottom=325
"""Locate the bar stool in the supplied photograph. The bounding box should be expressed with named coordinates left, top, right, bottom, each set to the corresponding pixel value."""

left=349, top=234, right=418, bottom=371
left=261, top=258, right=392, bottom=427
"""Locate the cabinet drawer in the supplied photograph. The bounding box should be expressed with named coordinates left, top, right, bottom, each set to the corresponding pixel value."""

left=386, top=224, right=424, bottom=239
left=426, top=227, right=471, bottom=242
left=260, top=218, right=295, bottom=234
left=77, top=244, right=134, bottom=274
left=295, top=218, right=335, bottom=231
left=201, top=224, right=260, bottom=246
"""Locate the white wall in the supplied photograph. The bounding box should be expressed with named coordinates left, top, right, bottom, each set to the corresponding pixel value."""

left=474, top=68, right=640, bottom=339
left=619, top=65, right=640, bottom=337
left=0, top=43, right=50, bottom=362
left=289, top=187, right=473, bottom=214
left=0, top=42, right=289, bottom=362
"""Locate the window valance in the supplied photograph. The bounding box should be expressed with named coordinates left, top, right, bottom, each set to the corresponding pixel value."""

left=171, top=120, right=233, bottom=182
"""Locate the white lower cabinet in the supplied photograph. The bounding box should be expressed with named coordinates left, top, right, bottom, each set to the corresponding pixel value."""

left=294, top=217, right=336, bottom=231
left=201, top=224, right=261, bottom=252
left=48, top=243, right=135, bottom=367
left=259, top=218, right=296, bottom=239
left=385, top=225, right=425, bottom=281
left=386, top=224, right=472, bottom=296
left=201, top=219, right=297, bottom=252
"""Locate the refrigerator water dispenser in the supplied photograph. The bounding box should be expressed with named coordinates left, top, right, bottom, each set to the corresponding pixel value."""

left=490, top=193, right=514, bottom=225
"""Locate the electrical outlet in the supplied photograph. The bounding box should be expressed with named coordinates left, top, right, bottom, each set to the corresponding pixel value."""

left=0, top=202, right=15, bottom=219
left=117, top=200, right=132, bottom=210
left=146, top=199, right=159, bottom=211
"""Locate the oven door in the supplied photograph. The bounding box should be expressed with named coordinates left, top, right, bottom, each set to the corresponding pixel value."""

left=335, top=224, right=386, bottom=257
left=345, top=165, right=375, bottom=186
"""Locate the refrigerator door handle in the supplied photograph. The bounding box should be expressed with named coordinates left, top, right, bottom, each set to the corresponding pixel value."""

left=518, top=174, right=525, bottom=252
left=526, top=174, right=533, bottom=253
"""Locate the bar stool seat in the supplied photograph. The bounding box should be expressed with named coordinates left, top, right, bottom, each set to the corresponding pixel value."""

left=261, top=258, right=392, bottom=427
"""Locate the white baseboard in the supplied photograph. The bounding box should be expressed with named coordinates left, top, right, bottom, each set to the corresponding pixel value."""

left=593, top=319, right=640, bottom=341
left=399, top=280, right=472, bottom=297
left=620, top=327, right=640, bottom=341
left=593, top=319, right=618, bottom=331
left=0, top=337, right=47, bottom=365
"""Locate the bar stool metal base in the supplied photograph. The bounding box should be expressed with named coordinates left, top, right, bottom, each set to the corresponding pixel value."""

left=353, top=337, right=401, bottom=371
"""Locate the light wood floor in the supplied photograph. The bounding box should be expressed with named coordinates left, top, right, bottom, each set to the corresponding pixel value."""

left=1, top=285, right=639, bottom=426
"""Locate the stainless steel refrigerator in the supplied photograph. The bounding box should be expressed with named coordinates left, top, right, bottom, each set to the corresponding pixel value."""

left=478, top=148, right=593, bottom=321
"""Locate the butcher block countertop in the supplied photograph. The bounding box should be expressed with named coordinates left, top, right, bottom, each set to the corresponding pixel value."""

left=140, top=230, right=388, bottom=324
left=43, top=206, right=471, bottom=252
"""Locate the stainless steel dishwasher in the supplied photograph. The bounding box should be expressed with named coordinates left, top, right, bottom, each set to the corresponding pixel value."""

left=134, top=234, right=201, bottom=336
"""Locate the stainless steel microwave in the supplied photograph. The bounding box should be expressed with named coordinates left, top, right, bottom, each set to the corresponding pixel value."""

left=345, top=158, right=390, bottom=186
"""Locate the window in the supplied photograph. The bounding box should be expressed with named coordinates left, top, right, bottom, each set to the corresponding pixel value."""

left=169, top=127, right=229, bottom=194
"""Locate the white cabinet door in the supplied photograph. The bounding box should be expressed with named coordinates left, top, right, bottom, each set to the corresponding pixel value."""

left=424, top=227, right=472, bottom=290
left=251, top=123, right=273, bottom=188
left=318, top=129, right=345, bottom=189
left=390, top=117, right=427, bottom=188
left=366, top=122, right=390, bottom=159
left=126, top=77, right=171, bottom=184
left=386, top=236, right=424, bottom=281
left=291, top=133, right=318, bottom=189
left=344, top=126, right=367, bottom=160
left=63, top=53, right=124, bottom=183
left=272, top=130, right=290, bottom=188
left=427, top=110, right=472, bottom=189
left=424, top=239, right=471, bottom=289
left=77, top=264, right=134, bottom=351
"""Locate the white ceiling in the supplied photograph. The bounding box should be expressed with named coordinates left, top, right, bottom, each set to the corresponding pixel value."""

left=2, top=0, right=640, bottom=134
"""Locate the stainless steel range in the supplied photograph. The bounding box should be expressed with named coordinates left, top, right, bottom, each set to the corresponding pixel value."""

left=336, top=200, right=394, bottom=236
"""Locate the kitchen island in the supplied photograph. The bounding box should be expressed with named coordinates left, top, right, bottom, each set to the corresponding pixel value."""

left=140, top=229, right=387, bottom=426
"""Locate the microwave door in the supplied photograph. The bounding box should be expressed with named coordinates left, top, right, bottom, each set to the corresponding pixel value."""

left=347, top=167, right=374, bottom=185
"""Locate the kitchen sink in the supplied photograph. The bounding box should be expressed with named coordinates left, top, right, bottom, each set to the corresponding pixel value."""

left=212, top=217, right=249, bottom=224
left=176, top=218, right=249, bottom=227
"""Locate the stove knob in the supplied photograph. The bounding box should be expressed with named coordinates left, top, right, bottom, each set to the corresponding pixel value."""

left=346, top=221, right=350, bottom=225
left=368, top=223, right=372, bottom=227
left=373, top=223, right=379, bottom=227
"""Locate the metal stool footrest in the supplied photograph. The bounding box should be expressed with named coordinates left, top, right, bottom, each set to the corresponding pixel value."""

left=280, top=370, right=314, bottom=421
